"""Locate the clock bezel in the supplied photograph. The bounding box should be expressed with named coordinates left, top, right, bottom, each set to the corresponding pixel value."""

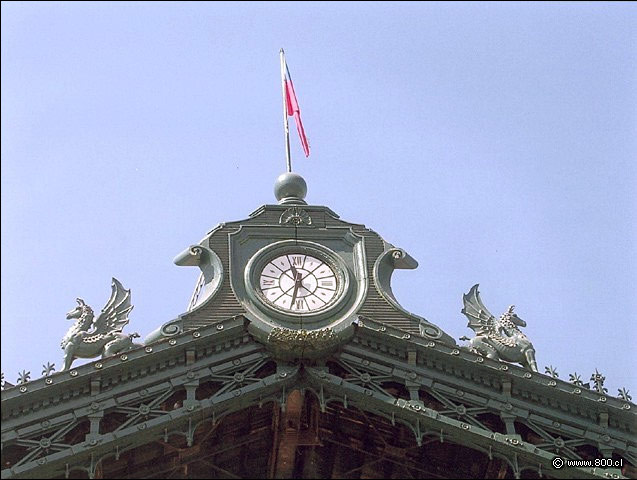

left=245, top=241, right=350, bottom=318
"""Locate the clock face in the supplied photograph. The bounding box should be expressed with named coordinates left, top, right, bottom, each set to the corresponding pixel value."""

left=258, top=253, right=339, bottom=313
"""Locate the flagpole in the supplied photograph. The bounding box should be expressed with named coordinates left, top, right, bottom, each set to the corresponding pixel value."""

left=280, top=49, right=292, bottom=173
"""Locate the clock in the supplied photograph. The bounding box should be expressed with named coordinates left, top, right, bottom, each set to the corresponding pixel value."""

left=251, top=246, right=347, bottom=315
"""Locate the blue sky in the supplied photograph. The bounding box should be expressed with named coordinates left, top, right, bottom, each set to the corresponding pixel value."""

left=2, top=2, right=635, bottom=395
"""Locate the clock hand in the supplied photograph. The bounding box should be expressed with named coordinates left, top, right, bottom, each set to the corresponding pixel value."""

left=290, top=272, right=302, bottom=308
left=289, top=261, right=298, bottom=279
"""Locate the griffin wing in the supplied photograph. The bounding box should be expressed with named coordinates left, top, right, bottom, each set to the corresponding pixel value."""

left=461, top=284, right=495, bottom=335
left=92, top=278, right=133, bottom=335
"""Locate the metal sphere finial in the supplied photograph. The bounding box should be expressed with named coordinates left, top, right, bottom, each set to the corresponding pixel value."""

left=274, top=172, right=307, bottom=205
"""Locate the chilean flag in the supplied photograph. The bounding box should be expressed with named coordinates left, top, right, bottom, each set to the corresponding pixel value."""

left=284, top=63, right=310, bottom=157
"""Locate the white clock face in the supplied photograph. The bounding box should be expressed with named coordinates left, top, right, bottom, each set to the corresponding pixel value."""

left=258, top=253, right=339, bottom=313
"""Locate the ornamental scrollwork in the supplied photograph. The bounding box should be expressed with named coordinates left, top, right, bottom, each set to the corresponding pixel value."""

left=267, top=327, right=337, bottom=355
left=279, top=207, right=312, bottom=226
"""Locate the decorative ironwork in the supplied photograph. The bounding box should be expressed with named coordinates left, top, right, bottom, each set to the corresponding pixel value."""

left=17, top=370, right=31, bottom=385
left=590, top=369, right=608, bottom=394
left=1, top=317, right=633, bottom=480
left=544, top=365, right=559, bottom=378
left=568, top=372, right=589, bottom=388
left=267, top=327, right=337, bottom=355
left=41, top=362, right=56, bottom=377
left=617, top=387, right=632, bottom=402
left=460, top=284, right=538, bottom=371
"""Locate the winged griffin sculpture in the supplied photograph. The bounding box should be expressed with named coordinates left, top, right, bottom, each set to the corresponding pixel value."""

left=460, top=284, right=538, bottom=372
left=61, top=278, right=141, bottom=371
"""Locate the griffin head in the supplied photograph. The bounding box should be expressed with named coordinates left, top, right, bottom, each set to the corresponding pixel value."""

left=66, top=298, right=89, bottom=319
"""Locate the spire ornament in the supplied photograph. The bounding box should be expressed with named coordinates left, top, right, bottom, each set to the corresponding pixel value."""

left=41, top=362, right=56, bottom=377
left=544, top=366, right=559, bottom=379
left=568, top=373, right=589, bottom=388
left=17, top=370, right=31, bottom=385
left=590, top=370, right=608, bottom=394
left=617, top=388, right=632, bottom=402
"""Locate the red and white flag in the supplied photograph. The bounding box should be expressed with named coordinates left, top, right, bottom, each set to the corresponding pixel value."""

left=283, top=62, right=310, bottom=157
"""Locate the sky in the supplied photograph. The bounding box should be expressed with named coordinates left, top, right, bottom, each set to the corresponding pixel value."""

left=1, top=2, right=635, bottom=395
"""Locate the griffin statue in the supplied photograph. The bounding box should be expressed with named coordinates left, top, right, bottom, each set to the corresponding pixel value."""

left=460, top=284, right=538, bottom=372
left=61, top=278, right=141, bottom=371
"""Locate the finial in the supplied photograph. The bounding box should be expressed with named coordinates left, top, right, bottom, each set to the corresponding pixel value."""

left=544, top=365, right=559, bottom=379
left=568, top=372, right=589, bottom=388
left=618, top=388, right=632, bottom=402
left=590, top=369, right=607, bottom=394
left=42, top=362, right=56, bottom=377
left=17, top=370, right=31, bottom=385
left=274, top=172, right=307, bottom=205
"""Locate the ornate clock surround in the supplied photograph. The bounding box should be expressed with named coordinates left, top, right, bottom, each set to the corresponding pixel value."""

left=229, top=222, right=367, bottom=359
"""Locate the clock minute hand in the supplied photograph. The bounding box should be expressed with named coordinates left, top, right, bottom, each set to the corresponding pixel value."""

left=289, top=262, right=298, bottom=279
left=290, top=272, right=302, bottom=308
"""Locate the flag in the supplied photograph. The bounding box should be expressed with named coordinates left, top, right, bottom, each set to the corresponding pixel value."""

left=284, top=63, right=310, bottom=157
